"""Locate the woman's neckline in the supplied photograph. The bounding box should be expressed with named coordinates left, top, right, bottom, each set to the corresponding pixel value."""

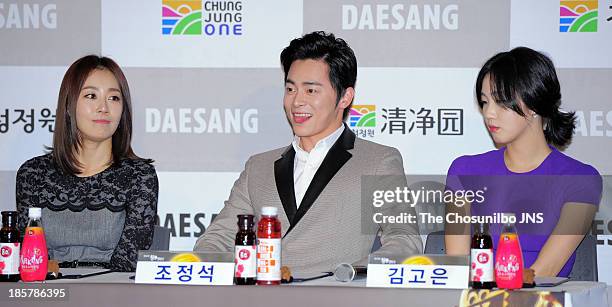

left=72, top=162, right=115, bottom=179
left=501, top=145, right=555, bottom=174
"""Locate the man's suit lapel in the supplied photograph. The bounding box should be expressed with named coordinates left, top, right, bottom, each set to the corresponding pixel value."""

left=274, top=147, right=298, bottom=225
left=284, top=126, right=356, bottom=237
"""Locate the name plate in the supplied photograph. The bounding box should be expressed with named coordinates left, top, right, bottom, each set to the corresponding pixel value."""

left=366, top=264, right=469, bottom=289
left=135, top=251, right=234, bottom=286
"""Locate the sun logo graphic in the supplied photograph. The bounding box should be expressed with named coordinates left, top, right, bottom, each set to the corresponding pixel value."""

left=560, top=0, right=598, bottom=32
left=349, top=105, right=376, bottom=128
left=162, top=0, right=202, bottom=35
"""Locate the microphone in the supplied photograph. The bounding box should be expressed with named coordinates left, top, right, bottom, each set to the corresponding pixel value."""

left=334, top=263, right=367, bottom=282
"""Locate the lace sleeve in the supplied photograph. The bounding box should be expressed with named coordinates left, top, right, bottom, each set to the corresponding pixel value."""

left=109, top=161, right=159, bottom=272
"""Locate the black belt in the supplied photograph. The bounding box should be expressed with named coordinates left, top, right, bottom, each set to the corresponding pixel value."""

left=58, top=261, right=109, bottom=268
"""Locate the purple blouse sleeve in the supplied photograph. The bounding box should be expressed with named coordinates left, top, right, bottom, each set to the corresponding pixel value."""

left=561, top=166, right=603, bottom=207
left=446, top=156, right=466, bottom=192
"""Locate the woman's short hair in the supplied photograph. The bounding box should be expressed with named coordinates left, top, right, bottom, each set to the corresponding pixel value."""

left=475, top=47, right=576, bottom=148
left=50, top=55, right=150, bottom=175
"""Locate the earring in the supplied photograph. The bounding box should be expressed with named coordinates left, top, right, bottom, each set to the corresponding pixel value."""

left=532, top=113, right=538, bottom=118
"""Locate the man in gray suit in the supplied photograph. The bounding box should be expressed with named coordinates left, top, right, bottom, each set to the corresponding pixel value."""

left=194, top=31, right=422, bottom=277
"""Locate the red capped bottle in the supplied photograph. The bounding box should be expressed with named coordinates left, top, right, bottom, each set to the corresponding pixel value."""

left=470, top=222, right=495, bottom=289
left=235, top=214, right=257, bottom=285
left=1, top=211, right=21, bottom=282
left=256, top=207, right=281, bottom=285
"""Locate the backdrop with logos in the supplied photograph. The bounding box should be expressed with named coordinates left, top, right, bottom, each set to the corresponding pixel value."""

left=1, top=0, right=611, bottom=283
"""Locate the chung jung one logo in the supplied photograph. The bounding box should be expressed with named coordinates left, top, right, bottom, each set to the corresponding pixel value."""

left=560, top=0, right=598, bottom=32
left=162, top=0, right=202, bottom=35
left=349, top=105, right=376, bottom=128
left=162, top=0, right=243, bottom=36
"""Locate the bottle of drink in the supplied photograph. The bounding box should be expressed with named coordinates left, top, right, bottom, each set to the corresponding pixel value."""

left=235, top=214, right=257, bottom=285
left=0, top=211, right=21, bottom=282
left=256, top=206, right=281, bottom=285
left=494, top=213, right=523, bottom=289
left=20, top=208, right=48, bottom=282
left=470, top=222, right=494, bottom=289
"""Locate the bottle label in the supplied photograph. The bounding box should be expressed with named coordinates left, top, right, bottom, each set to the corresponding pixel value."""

left=470, top=248, right=493, bottom=282
left=235, top=245, right=256, bottom=278
left=495, top=254, right=521, bottom=281
left=0, top=243, right=20, bottom=275
left=20, top=227, right=47, bottom=277
left=257, top=238, right=281, bottom=281
left=20, top=247, right=46, bottom=272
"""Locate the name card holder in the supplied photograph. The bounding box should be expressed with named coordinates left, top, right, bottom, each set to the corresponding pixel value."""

left=135, top=251, right=234, bottom=286
left=367, top=264, right=469, bottom=289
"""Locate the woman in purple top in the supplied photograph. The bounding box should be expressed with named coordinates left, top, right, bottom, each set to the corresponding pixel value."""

left=444, top=47, right=602, bottom=278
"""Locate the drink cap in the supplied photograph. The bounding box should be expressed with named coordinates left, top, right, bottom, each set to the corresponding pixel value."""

left=237, top=214, right=254, bottom=220
left=28, top=207, right=42, bottom=219
left=1, top=210, right=18, bottom=217
left=1, top=211, right=18, bottom=225
left=261, top=206, right=278, bottom=216
left=237, top=214, right=255, bottom=228
left=475, top=221, right=489, bottom=233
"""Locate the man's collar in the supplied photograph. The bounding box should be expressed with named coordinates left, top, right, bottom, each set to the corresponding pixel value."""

left=292, top=124, right=345, bottom=156
left=283, top=123, right=355, bottom=157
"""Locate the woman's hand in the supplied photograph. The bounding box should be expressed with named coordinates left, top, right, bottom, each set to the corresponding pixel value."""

left=523, top=268, right=535, bottom=285
left=530, top=203, right=596, bottom=277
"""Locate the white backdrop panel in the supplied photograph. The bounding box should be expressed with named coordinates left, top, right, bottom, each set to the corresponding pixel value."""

left=101, top=0, right=303, bottom=68
left=356, top=67, right=493, bottom=174
left=0, top=66, right=62, bottom=171
left=510, top=0, right=612, bottom=68
left=157, top=171, right=238, bottom=251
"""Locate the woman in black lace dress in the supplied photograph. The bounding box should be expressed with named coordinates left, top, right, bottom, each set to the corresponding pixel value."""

left=15, top=55, right=158, bottom=272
